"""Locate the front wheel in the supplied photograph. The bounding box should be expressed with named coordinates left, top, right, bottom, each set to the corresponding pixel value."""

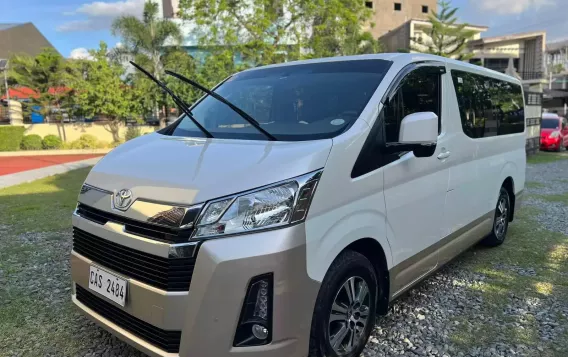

left=309, top=251, right=377, bottom=357
left=481, top=187, right=511, bottom=247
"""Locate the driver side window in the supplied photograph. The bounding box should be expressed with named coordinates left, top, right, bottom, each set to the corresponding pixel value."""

left=384, top=67, right=442, bottom=142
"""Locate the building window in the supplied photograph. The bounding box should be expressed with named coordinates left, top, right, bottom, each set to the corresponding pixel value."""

left=394, top=2, right=401, bottom=11
left=422, top=5, right=428, bottom=13
left=365, top=1, right=373, bottom=9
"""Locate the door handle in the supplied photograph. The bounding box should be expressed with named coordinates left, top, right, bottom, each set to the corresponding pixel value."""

left=437, top=150, right=451, bottom=160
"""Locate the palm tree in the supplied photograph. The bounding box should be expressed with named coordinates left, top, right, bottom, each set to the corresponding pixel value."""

left=111, top=1, right=183, bottom=127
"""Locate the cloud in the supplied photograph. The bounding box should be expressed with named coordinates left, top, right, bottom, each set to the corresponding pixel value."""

left=475, top=0, right=555, bottom=15
left=69, top=47, right=94, bottom=60
left=57, top=0, right=145, bottom=32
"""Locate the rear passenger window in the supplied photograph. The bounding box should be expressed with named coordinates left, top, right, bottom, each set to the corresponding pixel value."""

left=451, top=70, right=524, bottom=138
left=385, top=67, right=442, bottom=142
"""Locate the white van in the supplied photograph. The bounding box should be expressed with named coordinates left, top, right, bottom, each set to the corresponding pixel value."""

left=71, top=53, right=526, bottom=357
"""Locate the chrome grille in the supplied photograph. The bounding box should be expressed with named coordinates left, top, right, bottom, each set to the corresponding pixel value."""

left=76, top=203, right=195, bottom=243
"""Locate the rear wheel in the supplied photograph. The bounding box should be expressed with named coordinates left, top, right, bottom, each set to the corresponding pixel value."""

left=481, top=187, right=511, bottom=247
left=309, top=251, right=377, bottom=357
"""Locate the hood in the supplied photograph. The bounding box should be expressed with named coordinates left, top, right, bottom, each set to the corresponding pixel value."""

left=85, top=133, right=332, bottom=205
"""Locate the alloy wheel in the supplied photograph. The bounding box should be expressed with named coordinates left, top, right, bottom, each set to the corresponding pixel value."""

left=494, top=194, right=509, bottom=239
left=328, top=276, right=371, bottom=355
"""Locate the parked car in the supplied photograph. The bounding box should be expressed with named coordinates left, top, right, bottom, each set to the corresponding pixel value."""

left=70, top=54, right=526, bottom=357
left=540, top=113, right=568, bottom=151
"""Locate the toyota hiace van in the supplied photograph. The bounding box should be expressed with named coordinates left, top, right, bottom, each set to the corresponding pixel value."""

left=71, top=53, right=526, bottom=357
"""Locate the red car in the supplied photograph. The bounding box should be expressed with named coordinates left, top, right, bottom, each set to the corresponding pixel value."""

left=540, top=113, right=568, bottom=151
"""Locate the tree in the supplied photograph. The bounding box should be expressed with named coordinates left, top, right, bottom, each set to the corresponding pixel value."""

left=112, top=0, right=184, bottom=127
left=178, top=0, right=381, bottom=67
left=411, top=1, right=477, bottom=60
left=8, top=48, right=75, bottom=140
left=551, top=63, right=565, bottom=74
left=71, top=42, right=143, bottom=142
left=307, top=0, right=382, bottom=58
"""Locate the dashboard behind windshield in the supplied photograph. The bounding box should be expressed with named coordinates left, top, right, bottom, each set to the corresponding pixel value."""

left=169, top=59, right=393, bottom=141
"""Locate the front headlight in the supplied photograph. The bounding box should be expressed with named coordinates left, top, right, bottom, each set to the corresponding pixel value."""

left=550, top=131, right=561, bottom=138
left=193, top=170, right=322, bottom=239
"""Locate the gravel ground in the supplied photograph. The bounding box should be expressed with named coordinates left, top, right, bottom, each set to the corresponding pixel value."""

left=1, top=159, right=567, bottom=357
left=361, top=158, right=568, bottom=357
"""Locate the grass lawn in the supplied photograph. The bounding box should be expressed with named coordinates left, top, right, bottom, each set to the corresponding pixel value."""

left=449, top=206, right=568, bottom=355
left=0, top=168, right=96, bottom=356
left=527, top=151, right=568, bottom=165
left=0, top=168, right=89, bottom=234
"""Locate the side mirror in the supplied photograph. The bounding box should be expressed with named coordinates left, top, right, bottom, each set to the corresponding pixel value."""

left=384, top=112, right=438, bottom=158
left=399, top=111, right=438, bottom=144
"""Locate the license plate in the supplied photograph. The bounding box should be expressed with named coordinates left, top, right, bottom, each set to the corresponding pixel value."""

left=88, top=266, right=127, bottom=307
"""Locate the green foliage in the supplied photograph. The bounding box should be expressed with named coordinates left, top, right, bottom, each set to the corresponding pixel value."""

left=20, top=134, right=43, bottom=150
left=125, top=126, right=142, bottom=141
left=96, top=141, right=110, bottom=149
left=178, top=0, right=381, bottom=87
left=411, top=1, right=476, bottom=60
left=112, top=1, right=185, bottom=126
left=69, top=134, right=98, bottom=149
left=71, top=42, right=139, bottom=123
left=0, top=126, right=26, bottom=151
left=8, top=48, right=75, bottom=126
left=42, top=135, right=63, bottom=150
left=551, top=63, right=565, bottom=74
left=110, top=140, right=125, bottom=148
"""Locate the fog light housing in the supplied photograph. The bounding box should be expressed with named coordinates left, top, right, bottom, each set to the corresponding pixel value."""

left=233, top=273, right=273, bottom=347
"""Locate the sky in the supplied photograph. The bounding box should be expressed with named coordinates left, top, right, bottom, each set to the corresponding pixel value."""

left=1, top=0, right=567, bottom=58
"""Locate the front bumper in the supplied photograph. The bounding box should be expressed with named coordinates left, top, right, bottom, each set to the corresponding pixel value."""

left=540, top=138, right=560, bottom=150
left=71, top=222, right=320, bottom=357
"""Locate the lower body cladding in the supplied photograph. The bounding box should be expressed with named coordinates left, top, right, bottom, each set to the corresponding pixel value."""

left=71, top=223, right=321, bottom=357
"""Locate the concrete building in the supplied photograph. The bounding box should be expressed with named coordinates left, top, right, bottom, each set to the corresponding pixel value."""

left=364, top=0, right=437, bottom=39
left=379, top=18, right=487, bottom=54
left=467, top=32, right=547, bottom=82
left=546, top=39, right=568, bottom=73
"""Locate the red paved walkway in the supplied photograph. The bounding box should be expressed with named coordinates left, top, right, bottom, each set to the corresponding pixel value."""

left=0, top=154, right=103, bottom=176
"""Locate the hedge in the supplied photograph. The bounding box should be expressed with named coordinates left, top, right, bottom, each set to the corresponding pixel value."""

left=0, top=126, right=26, bottom=151
left=21, top=134, right=43, bottom=150
left=69, top=134, right=99, bottom=149
left=42, top=135, right=63, bottom=150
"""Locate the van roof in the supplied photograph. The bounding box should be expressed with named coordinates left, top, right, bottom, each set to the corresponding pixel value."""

left=244, top=53, right=522, bottom=84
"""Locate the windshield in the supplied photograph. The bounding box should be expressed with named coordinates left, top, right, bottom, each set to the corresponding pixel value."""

left=542, top=118, right=560, bottom=129
left=169, top=59, right=392, bottom=141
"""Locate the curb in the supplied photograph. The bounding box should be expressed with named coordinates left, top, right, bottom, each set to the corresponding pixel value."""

left=0, top=149, right=111, bottom=157
left=0, top=157, right=100, bottom=189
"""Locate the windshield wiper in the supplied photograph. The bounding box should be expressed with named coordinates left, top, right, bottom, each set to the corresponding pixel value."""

left=165, top=70, right=277, bottom=141
left=129, top=61, right=214, bottom=139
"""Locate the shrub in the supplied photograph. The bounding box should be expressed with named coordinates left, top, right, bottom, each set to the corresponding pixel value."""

left=42, top=135, right=63, bottom=150
left=69, top=134, right=99, bottom=149
left=21, top=134, right=43, bottom=150
left=0, top=126, right=26, bottom=151
left=125, top=126, right=142, bottom=141
left=110, top=140, right=124, bottom=148
left=96, top=140, right=110, bottom=149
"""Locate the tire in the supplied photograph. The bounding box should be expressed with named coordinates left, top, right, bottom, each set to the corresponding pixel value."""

left=481, top=187, right=511, bottom=247
left=309, top=251, right=378, bottom=357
